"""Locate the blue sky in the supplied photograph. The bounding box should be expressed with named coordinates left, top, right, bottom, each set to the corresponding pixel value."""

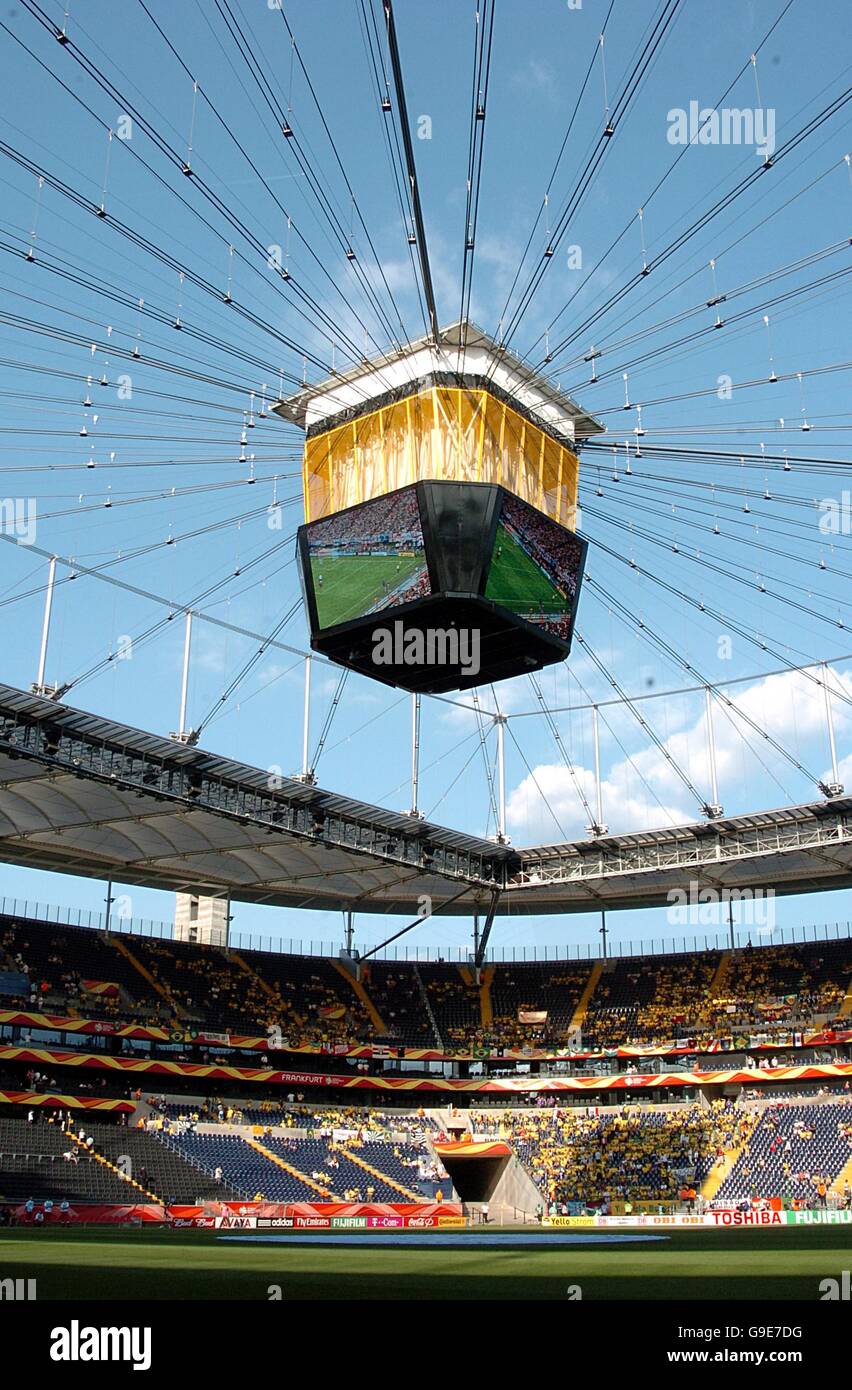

left=0, top=0, right=851, bottom=956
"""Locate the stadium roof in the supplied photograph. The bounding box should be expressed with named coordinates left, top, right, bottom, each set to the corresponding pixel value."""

left=272, top=319, right=605, bottom=441
left=1, top=684, right=852, bottom=917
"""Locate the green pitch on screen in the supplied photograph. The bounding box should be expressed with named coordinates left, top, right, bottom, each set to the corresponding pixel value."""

left=485, top=525, right=570, bottom=618
left=310, top=553, right=425, bottom=629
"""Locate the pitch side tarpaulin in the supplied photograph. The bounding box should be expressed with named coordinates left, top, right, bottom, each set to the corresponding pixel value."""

left=7, top=1203, right=164, bottom=1224
left=4, top=1199, right=463, bottom=1227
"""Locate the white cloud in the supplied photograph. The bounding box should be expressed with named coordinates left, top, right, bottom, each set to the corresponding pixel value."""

left=505, top=662, right=852, bottom=844
left=510, top=58, right=557, bottom=100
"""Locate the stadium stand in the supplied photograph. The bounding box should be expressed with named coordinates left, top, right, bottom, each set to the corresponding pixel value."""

left=2, top=912, right=851, bottom=1053
left=119, top=935, right=260, bottom=1030
left=491, top=1101, right=758, bottom=1207
left=2, top=1078, right=851, bottom=1216
left=694, top=941, right=851, bottom=1034
left=362, top=961, right=434, bottom=1045
left=417, top=963, right=481, bottom=1046
left=85, top=1120, right=234, bottom=1203
left=156, top=1130, right=310, bottom=1201
left=713, top=1100, right=852, bottom=1206
left=0, top=915, right=161, bottom=1023
left=235, top=946, right=373, bottom=1042
left=489, top=962, right=591, bottom=1046
left=0, top=1116, right=131, bottom=1203
left=265, top=1135, right=407, bottom=1201
left=146, top=1116, right=443, bottom=1202
left=583, top=952, right=721, bottom=1047
left=0, top=1115, right=228, bottom=1203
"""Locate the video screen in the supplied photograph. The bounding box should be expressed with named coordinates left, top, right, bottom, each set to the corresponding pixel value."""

left=304, top=485, right=431, bottom=630
left=485, top=492, right=584, bottom=642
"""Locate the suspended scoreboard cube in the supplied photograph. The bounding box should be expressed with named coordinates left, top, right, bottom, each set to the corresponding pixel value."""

left=275, top=321, right=604, bottom=694
left=296, top=480, right=587, bottom=694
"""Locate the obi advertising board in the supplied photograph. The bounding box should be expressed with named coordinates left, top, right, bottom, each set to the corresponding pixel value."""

left=543, top=1208, right=852, bottom=1229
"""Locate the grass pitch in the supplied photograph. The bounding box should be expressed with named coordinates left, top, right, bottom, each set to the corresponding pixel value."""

left=485, top=525, right=568, bottom=617
left=1, top=1225, right=849, bottom=1301
left=311, top=553, right=423, bottom=628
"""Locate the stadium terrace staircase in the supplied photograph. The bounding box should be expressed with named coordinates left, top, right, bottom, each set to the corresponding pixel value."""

left=700, top=1142, right=747, bottom=1202
left=110, top=935, right=185, bottom=1017
left=570, top=959, right=602, bottom=1034
left=245, top=1137, right=336, bottom=1199
left=830, top=1150, right=852, bottom=1198
left=331, top=959, right=385, bottom=1034
left=838, top=973, right=852, bottom=1018
left=458, top=963, right=493, bottom=1027
left=331, top=1143, right=420, bottom=1200
left=708, top=950, right=731, bottom=1001
left=413, top=964, right=443, bottom=1048
left=67, top=1129, right=161, bottom=1204
left=93, top=1123, right=234, bottom=1202
left=229, top=949, right=277, bottom=1005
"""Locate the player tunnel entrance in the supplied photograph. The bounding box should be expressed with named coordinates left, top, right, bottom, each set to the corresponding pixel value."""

left=433, top=1140, right=512, bottom=1203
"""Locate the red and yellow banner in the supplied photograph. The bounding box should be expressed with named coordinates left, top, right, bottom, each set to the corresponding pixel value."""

left=0, top=1088, right=134, bottom=1112
left=1, top=1006, right=846, bottom=1064
left=1, top=1042, right=850, bottom=1094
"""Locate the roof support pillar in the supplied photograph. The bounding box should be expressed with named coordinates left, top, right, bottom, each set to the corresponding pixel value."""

left=473, top=889, right=500, bottom=969
left=410, top=691, right=421, bottom=817
left=496, top=713, right=506, bottom=843
left=819, top=663, right=843, bottom=798
left=300, top=655, right=315, bottom=784
left=702, top=686, right=723, bottom=818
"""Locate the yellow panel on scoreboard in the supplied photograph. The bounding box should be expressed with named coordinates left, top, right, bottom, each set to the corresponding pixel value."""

left=303, top=385, right=580, bottom=528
